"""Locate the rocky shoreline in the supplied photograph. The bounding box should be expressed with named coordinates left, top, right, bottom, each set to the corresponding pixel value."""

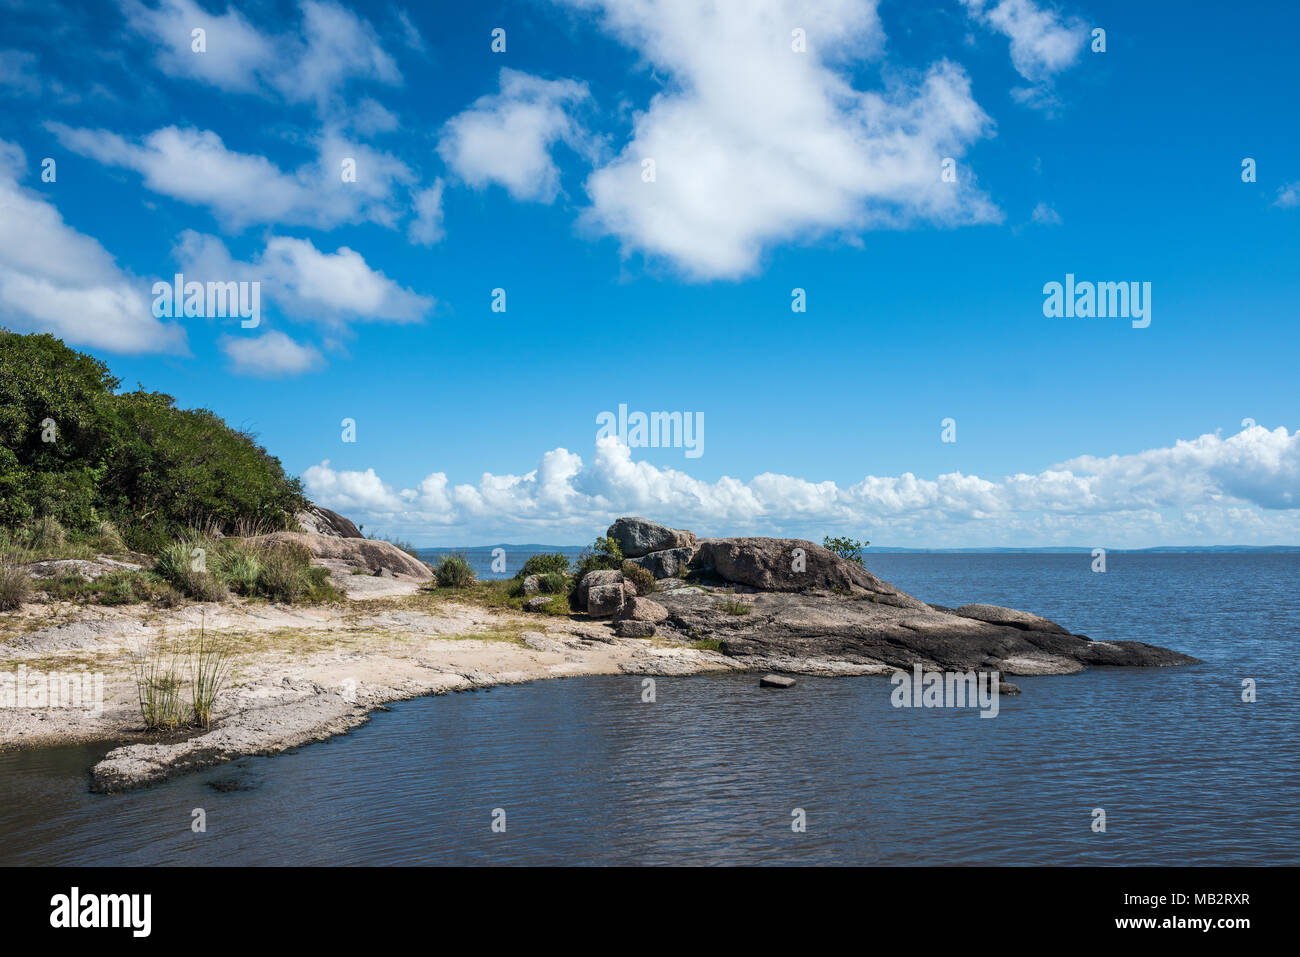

left=0, top=514, right=1199, bottom=792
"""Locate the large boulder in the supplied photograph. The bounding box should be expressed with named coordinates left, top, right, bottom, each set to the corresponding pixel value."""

left=616, top=597, right=669, bottom=623
left=693, top=538, right=925, bottom=608
left=255, top=532, right=432, bottom=580
left=607, top=517, right=697, bottom=558
left=627, top=546, right=696, bottom=579
left=295, top=504, right=363, bottom=539
left=587, top=583, right=626, bottom=618
left=577, top=569, right=623, bottom=609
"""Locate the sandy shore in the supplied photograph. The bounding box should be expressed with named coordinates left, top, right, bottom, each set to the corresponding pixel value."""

left=0, top=578, right=749, bottom=791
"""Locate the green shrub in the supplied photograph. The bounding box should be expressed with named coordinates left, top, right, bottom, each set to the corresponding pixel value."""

left=152, top=540, right=228, bottom=602
left=517, top=553, right=571, bottom=578
left=621, top=561, right=655, bottom=595
left=435, top=553, right=476, bottom=588
left=574, top=536, right=623, bottom=579
left=0, top=560, right=30, bottom=610
left=538, top=571, right=569, bottom=594
left=823, top=535, right=869, bottom=566
left=214, top=540, right=264, bottom=596
left=91, top=520, right=126, bottom=554
left=255, top=542, right=336, bottom=603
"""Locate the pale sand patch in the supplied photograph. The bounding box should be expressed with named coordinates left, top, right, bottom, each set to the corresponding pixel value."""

left=0, top=593, right=737, bottom=791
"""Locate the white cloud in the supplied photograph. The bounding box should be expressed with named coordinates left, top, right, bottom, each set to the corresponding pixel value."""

left=118, top=0, right=400, bottom=110
left=553, top=0, right=999, bottom=280
left=407, top=179, right=446, bottom=246
left=0, top=49, right=40, bottom=96
left=1273, top=182, right=1300, bottom=209
left=438, top=68, right=596, bottom=203
left=301, top=424, right=1300, bottom=546
left=959, top=0, right=1086, bottom=82
left=1030, top=201, right=1061, bottom=225
left=220, top=329, right=323, bottom=377
left=0, top=139, right=186, bottom=354
left=47, top=123, right=416, bottom=232
left=174, top=231, right=432, bottom=324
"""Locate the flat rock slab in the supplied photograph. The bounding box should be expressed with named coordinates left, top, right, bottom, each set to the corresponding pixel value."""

left=651, top=587, right=1199, bottom=676
left=759, top=674, right=797, bottom=688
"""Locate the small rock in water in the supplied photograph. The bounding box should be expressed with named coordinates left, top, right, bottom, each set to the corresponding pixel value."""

left=759, top=674, right=796, bottom=689
left=998, top=681, right=1021, bottom=696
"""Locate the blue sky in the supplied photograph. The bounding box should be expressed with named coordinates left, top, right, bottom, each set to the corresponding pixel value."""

left=1, top=0, right=1297, bottom=546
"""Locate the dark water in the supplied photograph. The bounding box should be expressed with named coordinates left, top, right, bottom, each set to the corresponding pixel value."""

left=1, top=553, right=1296, bottom=865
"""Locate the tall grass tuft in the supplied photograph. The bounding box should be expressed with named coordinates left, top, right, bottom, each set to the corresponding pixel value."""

left=0, top=560, right=31, bottom=610
left=189, top=616, right=232, bottom=730
left=134, top=636, right=187, bottom=731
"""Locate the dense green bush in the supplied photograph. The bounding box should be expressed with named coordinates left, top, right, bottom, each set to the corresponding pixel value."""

left=434, top=553, right=476, bottom=588
left=0, top=331, right=307, bottom=550
left=516, top=552, right=571, bottom=578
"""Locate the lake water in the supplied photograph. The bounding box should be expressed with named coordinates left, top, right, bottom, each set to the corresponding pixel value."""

left=1, top=553, right=1295, bottom=865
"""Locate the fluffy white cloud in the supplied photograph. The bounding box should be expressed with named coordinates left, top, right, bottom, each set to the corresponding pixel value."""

left=550, top=0, right=999, bottom=280
left=47, top=123, right=416, bottom=232
left=0, top=139, right=186, bottom=354
left=959, top=0, right=1086, bottom=82
left=118, top=0, right=400, bottom=109
left=174, top=231, right=432, bottom=323
left=1273, top=182, right=1300, bottom=209
left=301, top=424, right=1300, bottom=545
left=407, top=179, right=446, bottom=246
left=220, top=329, right=323, bottom=377
left=438, top=69, right=596, bottom=203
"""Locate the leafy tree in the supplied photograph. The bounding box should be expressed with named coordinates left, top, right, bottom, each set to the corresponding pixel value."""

left=823, top=535, right=869, bottom=566
left=0, top=330, right=307, bottom=550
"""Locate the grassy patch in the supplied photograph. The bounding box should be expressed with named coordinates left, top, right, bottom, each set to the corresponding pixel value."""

left=717, top=596, right=752, bottom=616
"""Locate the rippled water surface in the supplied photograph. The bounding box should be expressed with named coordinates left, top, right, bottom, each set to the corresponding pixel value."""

left=1, top=553, right=1295, bottom=865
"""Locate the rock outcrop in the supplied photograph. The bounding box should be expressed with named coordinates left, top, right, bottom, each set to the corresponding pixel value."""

left=295, top=504, right=364, bottom=539
left=607, top=517, right=696, bottom=558
left=593, top=516, right=1201, bottom=677
left=256, top=532, right=432, bottom=580
left=626, top=546, right=696, bottom=580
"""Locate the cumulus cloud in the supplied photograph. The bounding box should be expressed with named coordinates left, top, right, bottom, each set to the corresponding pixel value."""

left=959, top=0, right=1086, bottom=82
left=220, top=329, right=323, bottom=377
left=1273, top=182, right=1300, bottom=209
left=301, top=424, right=1300, bottom=545
left=438, top=69, right=597, bottom=203
left=174, top=231, right=432, bottom=324
left=0, top=139, right=187, bottom=354
left=47, top=123, right=416, bottom=232
left=552, top=0, right=999, bottom=280
left=118, top=0, right=400, bottom=110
